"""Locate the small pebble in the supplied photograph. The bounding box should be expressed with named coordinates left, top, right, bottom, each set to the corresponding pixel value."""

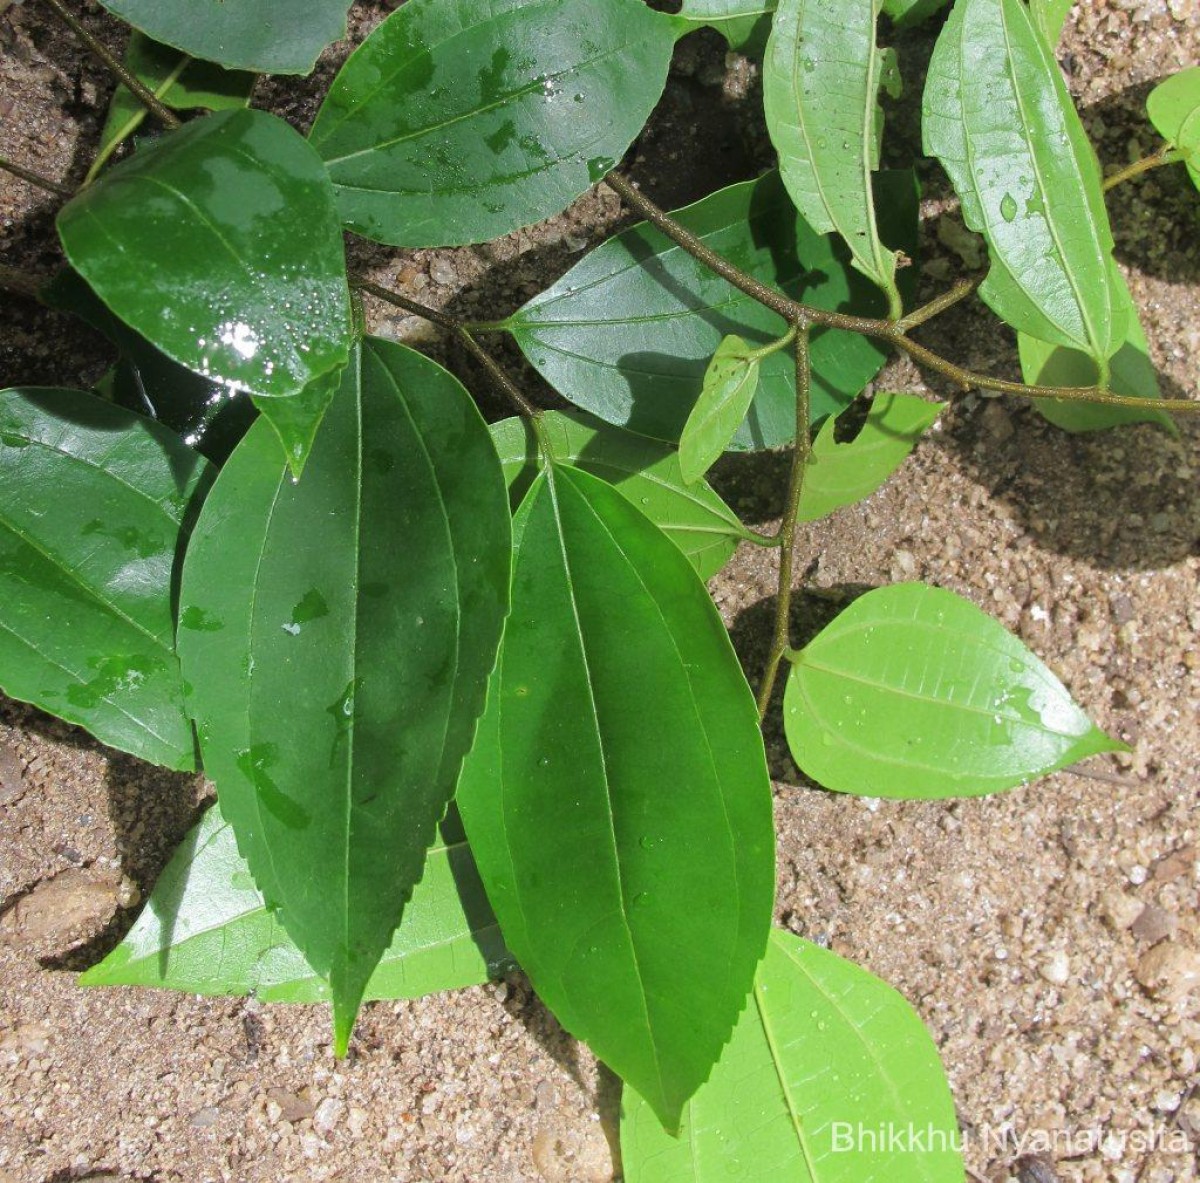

left=1130, top=904, right=1178, bottom=944
left=1098, top=889, right=1144, bottom=931
left=1136, top=941, right=1200, bottom=1001
left=1039, top=950, right=1070, bottom=986
left=429, top=256, right=457, bottom=285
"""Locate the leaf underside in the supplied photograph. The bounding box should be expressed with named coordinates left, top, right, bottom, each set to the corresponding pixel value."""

left=678, top=335, right=762, bottom=485
left=1147, top=67, right=1200, bottom=191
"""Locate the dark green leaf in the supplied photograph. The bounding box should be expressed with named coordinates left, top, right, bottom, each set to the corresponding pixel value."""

left=177, top=339, right=511, bottom=1052
left=784, top=582, right=1124, bottom=798
left=309, top=0, right=677, bottom=247
left=457, top=463, right=775, bottom=1132
left=0, top=388, right=211, bottom=770
left=95, top=0, right=351, bottom=75
left=764, top=0, right=903, bottom=315
left=679, top=335, right=762, bottom=484
left=1019, top=280, right=1176, bottom=434
left=881, top=0, right=952, bottom=25
left=507, top=170, right=918, bottom=449
left=251, top=366, right=344, bottom=478
left=923, top=0, right=1126, bottom=367
left=59, top=109, right=353, bottom=400
left=489, top=410, right=747, bottom=580
left=89, top=32, right=256, bottom=183
left=80, top=801, right=514, bottom=1001
left=621, top=928, right=964, bottom=1182
left=798, top=392, right=944, bottom=521
left=677, top=0, right=775, bottom=49
left=1147, top=67, right=1200, bottom=191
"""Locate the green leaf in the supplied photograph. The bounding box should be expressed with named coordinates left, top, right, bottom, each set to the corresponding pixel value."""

left=1028, top=0, right=1074, bottom=45
left=1018, top=279, right=1176, bottom=434
left=677, top=0, right=776, bottom=49
left=177, top=339, right=511, bottom=1053
left=881, top=0, right=952, bottom=25
left=679, top=336, right=762, bottom=485
left=59, top=109, right=353, bottom=400
left=90, top=32, right=256, bottom=184
left=308, top=0, right=677, bottom=247
left=621, top=928, right=964, bottom=1182
left=763, top=0, right=903, bottom=316
left=784, top=582, right=1124, bottom=799
left=95, top=0, right=351, bottom=75
left=456, top=464, right=775, bottom=1132
left=798, top=392, right=944, bottom=521
left=489, top=410, right=747, bottom=580
left=923, top=0, right=1126, bottom=367
left=507, top=170, right=918, bottom=449
left=0, top=388, right=211, bottom=771
left=250, top=366, right=344, bottom=479
left=1147, top=67, right=1200, bottom=191
left=80, top=801, right=514, bottom=1002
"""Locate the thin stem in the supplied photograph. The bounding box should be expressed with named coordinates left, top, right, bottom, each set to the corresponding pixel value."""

left=895, top=276, right=981, bottom=333
left=1103, top=144, right=1183, bottom=192
left=0, top=154, right=73, bottom=197
left=41, top=0, right=181, bottom=130
left=353, top=279, right=548, bottom=435
left=746, top=324, right=798, bottom=363
left=756, top=327, right=812, bottom=721
left=0, top=264, right=45, bottom=302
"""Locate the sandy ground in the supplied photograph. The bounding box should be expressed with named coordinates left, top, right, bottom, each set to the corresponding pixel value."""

left=1, top=1, right=1199, bottom=1180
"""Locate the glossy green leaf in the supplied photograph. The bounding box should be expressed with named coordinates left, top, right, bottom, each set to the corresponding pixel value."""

left=250, top=366, right=344, bottom=479
left=1147, top=68, right=1200, bottom=191
left=0, top=388, right=211, bottom=771
left=507, top=170, right=918, bottom=449
left=457, top=464, right=775, bottom=1132
left=177, top=339, right=511, bottom=1053
left=59, top=109, right=353, bottom=400
left=764, top=0, right=903, bottom=316
left=881, top=0, right=952, bottom=25
left=80, top=801, right=514, bottom=1001
left=621, top=928, right=964, bottom=1182
left=89, top=33, right=256, bottom=184
left=677, top=0, right=775, bottom=49
left=679, top=336, right=762, bottom=485
left=489, top=410, right=747, bottom=580
left=798, top=392, right=944, bottom=521
left=309, top=0, right=677, bottom=247
left=923, top=0, right=1126, bottom=366
left=1019, top=279, right=1176, bottom=434
left=95, top=0, right=351, bottom=75
left=784, top=582, right=1124, bottom=798
left=1028, top=0, right=1073, bottom=45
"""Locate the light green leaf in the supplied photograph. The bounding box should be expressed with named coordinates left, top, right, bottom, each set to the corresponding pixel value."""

left=489, top=410, right=747, bottom=580
left=80, top=802, right=514, bottom=1001
left=783, top=582, right=1124, bottom=798
left=1028, top=0, right=1074, bottom=45
left=457, top=464, right=775, bottom=1132
left=764, top=0, right=903, bottom=316
left=177, top=339, right=511, bottom=1053
left=679, top=336, right=762, bottom=484
left=881, top=0, right=952, bottom=25
left=89, top=32, right=256, bottom=183
left=59, top=109, right=353, bottom=401
left=677, top=0, right=776, bottom=49
left=0, top=388, right=210, bottom=771
left=923, top=0, right=1126, bottom=366
left=1019, top=278, right=1176, bottom=434
left=250, top=366, right=344, bottom=478
left=1147, top=67, right=1200, bottom=191
left=621, top=928, right=964, bottom=1182
left=95, top=0, right=351, bottom=75
left=798, top=392, right=944, bottom=521
left=309, top=0, right=677, bottom=247
left=507, top=170, right=919, bottom=449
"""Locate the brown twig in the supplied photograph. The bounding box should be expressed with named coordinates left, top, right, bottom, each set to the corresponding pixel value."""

left=0, top=155, right=74, bottom=197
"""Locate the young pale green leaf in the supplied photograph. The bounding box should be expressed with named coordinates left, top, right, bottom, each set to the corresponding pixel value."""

left=763, top=0, right=903, bottom=316
left=923, top=0, right=1125, bottom=365
left=59, top=109, right=353, bottom=401
left=679, top=336, right=762, bottom=485
left=798, top=392, right=944, bottom=521
left=90, top=33, right=256, bottom=183
left=1019, top=279, right=1176, bottom=434
left=784, top=582, right=1124, bottom=798
left=250, top=366, right=344, bottom=479
left=1028, top=0, right=1074, bottom=45
left=507, top=170, right=918, bottom=449
left=0, top=388, right=210, bottom=771
left=677, top=0, right=775, bottom=49
left=177, top=339, right=511, bottom=1053
left=456, top=464, right=775, bottom=1133
left=1147, top=68, right=1200, bottom=191
left=309, top=0, right=677, bottom=247
left=621, top=928, right=964, bottom=1182
left=80, top=802, right=514, bottom=1002
left=489, top=410, right=747, bottom=580
left=95, top=0, right=351, bottom=75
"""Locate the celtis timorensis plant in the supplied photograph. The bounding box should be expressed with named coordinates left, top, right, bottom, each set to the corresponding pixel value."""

left=2, top=0, right=1198, bottom=1177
